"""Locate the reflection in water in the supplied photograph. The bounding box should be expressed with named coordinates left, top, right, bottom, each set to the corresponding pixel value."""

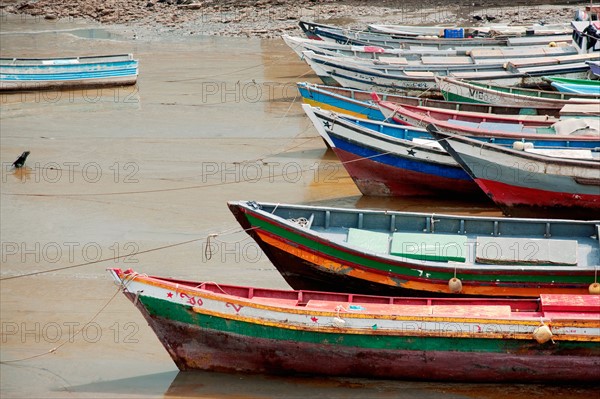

left=9, top=165, right=33, bottom=182
left=164, top=371, right=598, bottom=399
left=1, top=85, right=141, bottom=118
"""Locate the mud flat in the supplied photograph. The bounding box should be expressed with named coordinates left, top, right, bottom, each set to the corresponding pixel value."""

left=1, top=0, right=590, bottom=39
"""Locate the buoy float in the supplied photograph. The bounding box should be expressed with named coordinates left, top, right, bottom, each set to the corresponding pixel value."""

left=589, top=282, right=600, bottom=295
left=533, top=324, right=553, bottom=344
left=448, top=277, right=462, bottom=294
left=549, top=41, right=557, bottom=47
left=332, top=317, right=346, bottom=328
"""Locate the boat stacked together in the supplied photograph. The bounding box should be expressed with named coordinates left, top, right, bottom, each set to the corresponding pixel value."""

left=111, top=17, right=600, bottom=383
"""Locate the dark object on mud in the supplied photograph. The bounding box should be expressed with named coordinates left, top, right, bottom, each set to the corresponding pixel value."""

left=12, top=151, right=30, bottom=168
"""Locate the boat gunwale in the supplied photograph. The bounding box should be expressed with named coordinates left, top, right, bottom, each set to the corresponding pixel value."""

left=232, top=201, right=599, bottom=276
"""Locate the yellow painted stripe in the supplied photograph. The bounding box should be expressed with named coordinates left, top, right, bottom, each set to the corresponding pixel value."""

left=191, top=306, right=600, bottom=342
left=302, top=98, right=369, bottom=118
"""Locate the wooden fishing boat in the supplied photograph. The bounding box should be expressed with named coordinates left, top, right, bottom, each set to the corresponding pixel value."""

left=303, top=104, right=483, bottom=197
left=427, top=126, right=600, bottom=219
left=109, top=267, right=600, bottom=383
left=376, top=99, right=561, bottom=127
left=436, top=76, right=600, bottom=107
left=376, top=96, right=600, bottom=140
left=229, top=200, right=600, bottom=297
left=304, top=105, right=599, bottom=197
left=589, top=60, right=600, bottom=77
left=543, top=76, right=600, bottom=95
left=296, top=82, right=564, bottom=120
left=298, top=20, right=572, bottom=49
left=0, top=54, right=138, bottom=91
left=367, top=23, right=571, bottom=37
left=302, top=50, right=595, bottom=94
left=282, top=34, right=578, bottom=63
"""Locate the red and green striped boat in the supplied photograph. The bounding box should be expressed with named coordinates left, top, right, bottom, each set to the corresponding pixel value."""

left=109, top=268, right=600, bottom=382
left=228, top=201, right=600, bottom=298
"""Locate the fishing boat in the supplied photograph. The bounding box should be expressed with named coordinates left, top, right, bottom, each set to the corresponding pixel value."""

left=109, top=267, right=600, bottom=383
left=298, top=20, right=572, bottom=49
left=303, top=104, right=483, bottom=197
left=367, top=23, right=571, bottom=37
left=297, top=82, right=564, bottom=120
left=436, top=76, right=600, bottom=107
left=0, top=54, right=138, bottom=91
left=304, top=105, right=598, bottom=196
left=589, top=60, right=600, bottom=77
left=543, top=76, right=600, bottom=95
left=282, top=34, right=578, bottom=62
left=228, top=200, right=600, bottom=297
left=302, top=50, right=596, bottom=94
left=427, top=126, right=600, bottom=219
left=376, top=96, right=600, bottom=141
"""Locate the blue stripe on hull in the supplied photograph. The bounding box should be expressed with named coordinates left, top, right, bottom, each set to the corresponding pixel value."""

left=329, top=133, right=472, bottom=181
left=1, top=68, right=138, bottom=81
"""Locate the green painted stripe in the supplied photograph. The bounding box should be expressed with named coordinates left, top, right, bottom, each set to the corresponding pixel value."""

left=140, top=295, right=598, bottom=354
left=545, top=77, right=600, bottom=86
left=247, top=213, right=591, bottom=285
left=440, top=90, right=488, bottom=104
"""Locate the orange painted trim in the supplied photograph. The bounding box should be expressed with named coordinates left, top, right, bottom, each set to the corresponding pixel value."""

left=257, top=232, right=590, bottom=298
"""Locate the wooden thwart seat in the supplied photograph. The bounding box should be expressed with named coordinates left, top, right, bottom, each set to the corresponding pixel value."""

left=475, top=237, right=578, bottom=265
left=391, top=232, right=467, bottom=262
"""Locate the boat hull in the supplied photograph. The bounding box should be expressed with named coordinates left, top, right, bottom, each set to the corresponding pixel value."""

left=429, top=128, right=600, bottom=219
left=228, top=202, right=598, bottom=297
left=331, top=146, right=481, bottom=197
left=296, top=82, right=563, bottom=119
left=302, top=105, right=484, bottom=197
left=125, top=291, right=600, bottom=383
left=0, top=55, right=138, bottom=91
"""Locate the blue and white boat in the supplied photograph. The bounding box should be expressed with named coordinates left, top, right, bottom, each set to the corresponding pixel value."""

left=0, top=54, right=138, bottom=91
left=303, top=105, right=600, bottom=197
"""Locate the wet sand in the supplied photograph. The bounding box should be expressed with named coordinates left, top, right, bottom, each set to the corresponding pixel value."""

left=0, top=13, right=595, bottom=399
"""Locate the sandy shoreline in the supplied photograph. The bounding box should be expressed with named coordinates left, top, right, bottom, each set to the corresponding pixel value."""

left=1, top=0, right=591, bottom=39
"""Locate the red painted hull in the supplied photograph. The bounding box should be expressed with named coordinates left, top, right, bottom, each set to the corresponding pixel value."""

left=333, top=148, right=484, bottom=198
left=475, top=178, right=600, bottom=218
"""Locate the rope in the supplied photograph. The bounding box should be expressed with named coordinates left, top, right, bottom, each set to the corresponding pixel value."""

left=202, top=226, right=260, bottom=261
left=204, top=233, right=218, bottom=261
left=0, top=238, right=203, bottom=281
left=0, top=274, right=137, bottom=364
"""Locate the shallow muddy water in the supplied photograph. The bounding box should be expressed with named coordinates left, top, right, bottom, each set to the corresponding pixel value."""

left=0, top=13, right=595, bottom=399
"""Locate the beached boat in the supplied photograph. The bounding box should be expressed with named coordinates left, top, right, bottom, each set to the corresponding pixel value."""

left=297, top=82, right=564, bottom=120
left=303, top=105, right=482, bottom=197
left=543, top=76, right=600, bottom=95
left=298, top=20, right=572, bottom=49
left=282, top=34, right=578, bottom=63
left=376, top=96, right=600, bottom=141
left=302, top=50, right=595, bottom=94
left=437, top=76, right=600, bottom=107
left=589, top=60, right=600, bottom=77
left=367, top=23, right=571, bottom=37
left=109, top=267, right=600, bottom=383
left=0, top=54, right=138, bottom=91
left=229, top=200, right=600, bottom=297
left=428, top=126, right=600, bottom=219
left=304, top=105, right=598, bottom=197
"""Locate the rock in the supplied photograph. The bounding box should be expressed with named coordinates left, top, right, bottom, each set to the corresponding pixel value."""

left=44, top=14, right=57, bottom=20
left=179, top=3, right=202, bottom=10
